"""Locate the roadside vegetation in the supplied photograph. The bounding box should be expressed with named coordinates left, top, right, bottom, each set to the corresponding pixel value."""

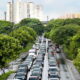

left=44, top=18, right=80, bottom=72
left=0, top=18, right=44, bottom=76
left=0, top=71, right=15, bottom=80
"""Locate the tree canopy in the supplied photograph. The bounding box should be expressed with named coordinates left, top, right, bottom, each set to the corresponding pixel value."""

left=0, top=34, right=22, bottom=68
left=50, top=24, right=80, bottom=45
left=19, top=18, right=44, bottom=35
left=10, top=26, right=36, bottom=47
left=0, top=20, right=13, bottom=34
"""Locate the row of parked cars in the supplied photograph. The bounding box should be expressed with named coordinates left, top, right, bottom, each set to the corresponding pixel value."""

left=28, top=41, right=46, bottom=80
left=48, top=41, right=60, bottom=80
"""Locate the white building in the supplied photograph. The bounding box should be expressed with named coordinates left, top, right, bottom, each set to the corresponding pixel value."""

left=6, top=0, right=44, bottom=23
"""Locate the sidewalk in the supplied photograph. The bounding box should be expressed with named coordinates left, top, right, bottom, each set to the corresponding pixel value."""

left=7, top=73, right=16, bottom=80
left=66, top=59, right=80, bottom=80
left=61, top=52, right=80, bottom=80
left=0, top=52, right=28, bottom=75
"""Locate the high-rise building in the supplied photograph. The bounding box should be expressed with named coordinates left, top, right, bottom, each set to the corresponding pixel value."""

left=6, top=0, right=44, bottom=23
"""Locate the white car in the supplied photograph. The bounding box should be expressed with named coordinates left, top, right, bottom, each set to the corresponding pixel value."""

left=29, top=53, right=36, bottom=59
left=29, top=49, right=36, bottom=53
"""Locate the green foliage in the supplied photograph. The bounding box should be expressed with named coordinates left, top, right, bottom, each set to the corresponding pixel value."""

left=74, top=49, right=80, bottom=72
left=44, top=32, right=50, bottom=38
left=0, top=20, right=13, bottom=34
left=0, top=71, right=15, bottom=80
left=47, top=19, right=64, bottom=31
left=63, top=18, right=80, bottom=25
left=46, top=18, right=80, bottom=32
left=50, top=24, right=80, bottom=45
left=0, top=19, right=38, bottom=69
left=63, top=32, right=80, bottom=60
left=20, top=26, right=37, bottom=40
left=10, top=26, right=36, bottom=47
left=20, top=43, right=33, bottom=53
left=0, top=34, right=22, bottom=68
left=46, top=18, right=80, bottom=72
left=19, top=18, right=44, bottom=35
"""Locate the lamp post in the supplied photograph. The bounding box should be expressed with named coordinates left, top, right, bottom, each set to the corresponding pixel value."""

left=12, top=0, right=14, bottom=23
left=12, top=0, right=14, bottom=29
left=4, top=11, right=6, bottom=21
left=47, top=16, right=49, bottom=22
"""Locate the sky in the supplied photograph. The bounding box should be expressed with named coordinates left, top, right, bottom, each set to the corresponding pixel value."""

left=0, top=0, right=80, bottom=20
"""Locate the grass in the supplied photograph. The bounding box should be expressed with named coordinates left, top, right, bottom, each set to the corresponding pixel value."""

left=0, top=71, right=15, bottom=80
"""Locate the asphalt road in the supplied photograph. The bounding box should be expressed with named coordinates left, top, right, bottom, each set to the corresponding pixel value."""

left=7, top=37, right=80, bottom=80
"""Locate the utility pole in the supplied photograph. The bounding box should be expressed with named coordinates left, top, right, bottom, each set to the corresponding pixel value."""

left=47, top=16, right=49, bottom=22
left=4, top=11, right=6, bottom=21
left=12, top=0, right=14, bottom=29
left=12, top=0, right=14, bottom=23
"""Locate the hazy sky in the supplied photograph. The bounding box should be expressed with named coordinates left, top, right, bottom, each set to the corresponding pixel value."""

left=0, top=0, right=80, bottom=20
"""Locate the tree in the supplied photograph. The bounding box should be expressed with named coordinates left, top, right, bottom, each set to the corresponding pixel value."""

left=19, top=26, right=37, bottom=40
left=50, top=24, right=80, bottom=45
left=0, top=20, right=13, bottom=34
left=0, top=34, right=22, bottom=70
left=67, top=33, right=80, bottom=58
left=74, top=49, right=80, bottom=72
left=46, top=19, right=64, bottom=31
left=10, top=26, right=36, bottom=47
left=46, top=18, right=80, bottom=32
left=19, top=18, right=44, bottom=35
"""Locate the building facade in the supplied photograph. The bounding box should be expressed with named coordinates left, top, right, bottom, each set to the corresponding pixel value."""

left=59, top=13, right=80, bottom=19
left=6, top=0, right=44, bottom=23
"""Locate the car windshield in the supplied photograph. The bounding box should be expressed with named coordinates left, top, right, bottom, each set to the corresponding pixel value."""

left=16, top=74, right=25, bottom=76
left=31, top=73, right=40, bottom=76
left=49, top=75, right=59, bottom=78
left=49, top=69, right=58, bottom=71
left=29, top=78, right=38, bottom=80
left=32, top=71, right=40, bottom=73
left=18, top=69, right=26, bottom=72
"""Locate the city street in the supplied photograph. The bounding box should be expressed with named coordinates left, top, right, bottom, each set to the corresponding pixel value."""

left=0, top=1, right=80, bottom=80
left=7, top=37, right=80, bottom=80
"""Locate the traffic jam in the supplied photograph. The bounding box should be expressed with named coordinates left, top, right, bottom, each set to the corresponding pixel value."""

left=13, top=37, right=61, bottom=80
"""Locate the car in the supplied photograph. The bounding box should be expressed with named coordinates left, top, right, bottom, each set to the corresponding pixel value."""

left=29, top=53, right=37, bottom=59
left=56, top=48, right=61, bottom=53
left=32, top=61, right=44, bottom=68
left=48, top=74, right=60, bottom=80
left=18, top=64, right=28, bottom=69
left=31, top=72, right=42, bottom=79
left=29, top=49, right=37, bottom=54
left=32, top=68, right=42, bottom=73
left=14, top=74, right=26, bottom=80
left=23, top=61, right=33, bottom=71
left=48, top=62, right=57, bottom=67
left=17, top=67, right=28, bottom=74
left=48, top=67, right=59, bottom=75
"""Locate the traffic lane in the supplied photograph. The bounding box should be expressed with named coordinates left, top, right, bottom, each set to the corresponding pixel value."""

left=53, top=50, right=74, bottom=80
left=42, top=53, right=48, bottom=80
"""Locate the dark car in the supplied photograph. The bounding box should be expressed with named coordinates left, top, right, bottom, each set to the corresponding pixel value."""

left=29, top=76, right=41, bottom=80
left=15, top=73, right=27, bottom=80
left=31, top=72, right=42, bottom=79
left=48, top=74, right=60, bottom=80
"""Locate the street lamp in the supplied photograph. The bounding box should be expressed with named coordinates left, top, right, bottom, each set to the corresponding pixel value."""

left=4, top=11, right=6, bottom=21
left=12, top=0, right=14, bottom=29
